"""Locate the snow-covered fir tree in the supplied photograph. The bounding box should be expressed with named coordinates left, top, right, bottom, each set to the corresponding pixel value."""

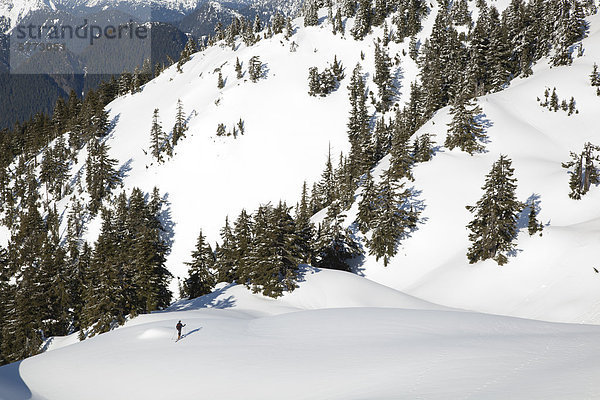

left=183, top=230, right=216, bottom=299
left=466, top=155, right=522, bottom=265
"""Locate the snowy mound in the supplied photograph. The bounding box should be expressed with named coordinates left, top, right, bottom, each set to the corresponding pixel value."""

left=165, top=267, right=447, bottom=316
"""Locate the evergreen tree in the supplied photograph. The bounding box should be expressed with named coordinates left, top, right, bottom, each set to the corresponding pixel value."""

left=232, top=209, right=253, bottom=285
left=215, top=216, right=237, bottom=283
left=172, top=99, right=187, bottom=148
left=216, top=123, right=227, bottom=136
left=184, top=230, right=216, bottom=298
left=304, top=0, right=319, bottom=26
left=466, top=155, right=522, bottom=265
left=308, top=67, right=320, bottom=96
left=390, top=115, right=414, bottom=181
left=356, top=168, right=376, bottom=233
left=85, top=139, right=120, bottom=214
left=412, top=133, right=435, bottom=162
left=527, top=199, right=543, bottom=236
left=235, top=57, right=243, bottom=79
left=253, top=15, right=262, bottom=33
left=131, top=187, right=172, bottom=314
left=342, top=0, right=357, bottom=17
left=351, top=0, right=373, bottom=40
left=373, top=41, right=395, bottom=112
left=590, top=63, right=600, bottom=86
left=313, top=201, right=362, bottom=271
left=444, top=96, right=487, bottom=155
left=316, top=146, right=337, bottom=207
left=367, top=169, right=416, bottom=266
left=150, top=109, right=166, bottom=163
left=295, top=182, right=316, bottom=264
left=177, top=37, right=197, bottom=72
left=347, top=64, right=371, bottom=176
left=248, top=56, right=263, bottom=82
left=217, top=71, right=225, bottom=89
left=562, top=142, right=600, bottom=199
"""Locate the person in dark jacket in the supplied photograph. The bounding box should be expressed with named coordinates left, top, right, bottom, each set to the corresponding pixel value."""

left=176, top=320, right=186, bottom=340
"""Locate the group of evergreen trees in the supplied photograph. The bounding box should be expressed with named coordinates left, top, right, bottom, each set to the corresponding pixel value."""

left=538, top=87, right=577, bottom=115
left=0, top=185, right=172, bottom=364
left=308, top=56, right=345, bottom=97
left=216, top=119, right=245, bottom=138
left=81, top=188, right=172, bottom=336
left=149, top=100, right=188, bottom=163
left=184, top=202, right=306, bottom=298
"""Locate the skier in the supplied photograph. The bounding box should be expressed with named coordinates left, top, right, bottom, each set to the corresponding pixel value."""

left=176, top=320, right=186, bottom=341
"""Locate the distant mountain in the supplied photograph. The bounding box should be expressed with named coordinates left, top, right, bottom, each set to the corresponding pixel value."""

left=0, top=0, right=302, bottom=129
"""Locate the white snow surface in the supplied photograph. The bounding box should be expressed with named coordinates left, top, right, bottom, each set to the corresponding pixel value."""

left=2, top=267, right=600, bottom=400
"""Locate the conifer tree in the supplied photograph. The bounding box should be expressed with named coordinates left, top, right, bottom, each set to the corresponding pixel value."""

left=590, top=63, right=600, bottom=86
left=334, top=8, right=344, bottom=34
left=342, top=0, right=356, bottom=17
left=373, top=41, right=395, bottom=111
left=347, top=64, right=371, bottom=176
left=390, top=118, right=414, bottom=181
left=357, top=169, right=376, bottom=233
left=216, top=123, right=227, bottom=136
left=466, top=155, right=522, bottom=265
left=351, top=0, right=373, bottom=40
left=412, top=133, right=435, bottom=163
left=172, top=99, right=187, bottom=148
left=313, top=201, right=361, bottom=271
left=295, top=182, right=315, bottom=264
left=367, top=169, right=416, bottom=266
left=550, top=88, right=559, bottom=111
left=177, top=37, right=197, bottom=72
left=232, top=209, right=253, bottom=285
left=444, top=96, right=487, bottom=155
left=86, top=139, right=120, bottom=214
left=253, top=15, right=262, bottom=33
left=131, top=187, right=172, bottom=314
left=527, top=200, right=543, bottom=236
left=217, top=71, right=225, bottom=89
left=184, top=230, right=216, bottom=298
left=150, top=109, right=166, bottom=163
left=248, top=56, right=263, bottom=82
left=304, top=0, right=319, bottom=26
left=562, top=142, right=600, bottom=199
left=215, top=216, right=237, bottom=283
left=308, top=67, right=320, bottom=96
left=235, top=57, right=243, bottom=79
left=316, top=146, right=337, bottom=207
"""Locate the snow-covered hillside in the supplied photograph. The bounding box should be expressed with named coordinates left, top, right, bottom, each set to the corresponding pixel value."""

left=2, top=267, right=600, bottom=400
left=34, top=0, right=597, bottom=325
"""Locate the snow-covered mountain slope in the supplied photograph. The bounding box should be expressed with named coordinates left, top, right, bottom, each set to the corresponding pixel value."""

left=0, top=0, right=200, bottom=27
left=0, top=0, right=301, bottom=30
left=72, top=3, right=599, bottom=324
left=1, top=267, right=600, bottom=400
left=354, top=13, right=600, bottom=325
